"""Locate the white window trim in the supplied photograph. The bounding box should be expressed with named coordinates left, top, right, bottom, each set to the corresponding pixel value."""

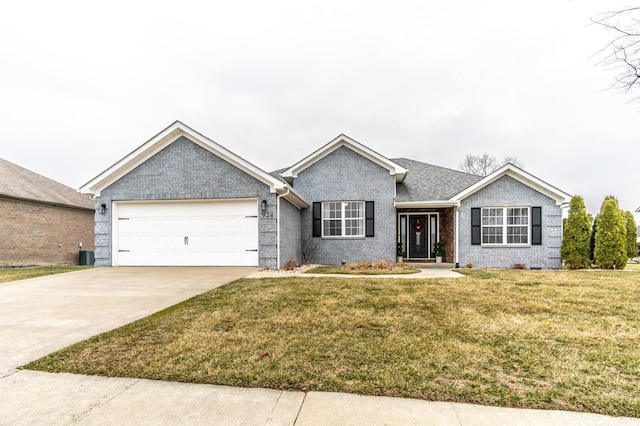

left=481, top=206, right=530, bottom=246
left=321, top=201, right=365, bottom=238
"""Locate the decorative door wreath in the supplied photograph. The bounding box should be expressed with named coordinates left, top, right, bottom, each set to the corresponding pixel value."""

left=412, top=219, right=424, bottom=246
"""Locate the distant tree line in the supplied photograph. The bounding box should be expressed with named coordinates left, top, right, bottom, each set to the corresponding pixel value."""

left=561, top=195, right=637, bottom=269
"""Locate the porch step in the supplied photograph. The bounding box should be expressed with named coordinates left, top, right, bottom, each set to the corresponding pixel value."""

left=405, top=262, right=455, bottom=270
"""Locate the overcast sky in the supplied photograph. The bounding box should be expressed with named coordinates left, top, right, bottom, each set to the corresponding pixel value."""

left=1, top=1, right=638, bottom=218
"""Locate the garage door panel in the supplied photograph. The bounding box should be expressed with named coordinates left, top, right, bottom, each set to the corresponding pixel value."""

left=118, top=249, right=258, bottom=267
left=115, top=200, right=259, bottom=266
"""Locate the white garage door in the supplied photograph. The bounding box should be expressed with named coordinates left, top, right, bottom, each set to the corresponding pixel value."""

left=114, top=199, right=258, bottom=266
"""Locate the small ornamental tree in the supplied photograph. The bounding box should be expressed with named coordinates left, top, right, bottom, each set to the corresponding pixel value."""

left=594, top=197, right=627, bottom=269
left=561, top=195, right=592, bottom=269
left=624, top=211, right=638, bottom=259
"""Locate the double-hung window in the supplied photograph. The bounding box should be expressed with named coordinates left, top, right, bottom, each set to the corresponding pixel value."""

left=481, top=207, right=529, bottom=245
left=322, top=201, right=364, bottom=237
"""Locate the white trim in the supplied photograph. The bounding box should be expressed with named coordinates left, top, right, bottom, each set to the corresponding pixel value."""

left=280, top=134, right=408, bottom=182
left=480, top=206, right=531, bottom=246
left=395, top=200, right=459, bottom=209
left=276, top=187, right=307, bottom=209
left=79, top=121, right=308, bottom=209
left=397, top=212, right=439, bottom=260
left=321, top=201, right=366, bottom=238
left=450, top=163, right=571, bottom=206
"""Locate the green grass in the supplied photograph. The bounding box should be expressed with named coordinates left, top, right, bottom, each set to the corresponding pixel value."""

left=0, top=266, right=90, bottom=283
left=24, top=269, right=640, bottom=417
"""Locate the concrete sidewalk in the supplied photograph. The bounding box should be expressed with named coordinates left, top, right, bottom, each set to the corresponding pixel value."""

left=1, top=268, right=638, bottom=425
left=245, top=267, right=466, bottom=279
left=2, top=371, right=637, bottom=425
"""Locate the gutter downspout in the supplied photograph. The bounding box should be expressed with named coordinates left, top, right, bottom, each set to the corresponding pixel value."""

left=276, top=188, right=291, bottom=269
left=455, top=207, right=460, bottom=268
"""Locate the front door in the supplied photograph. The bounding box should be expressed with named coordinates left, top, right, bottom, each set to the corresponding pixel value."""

left=409, top=215, right=428, bottom=258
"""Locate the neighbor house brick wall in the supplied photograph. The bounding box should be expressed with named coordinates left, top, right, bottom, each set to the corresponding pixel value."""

left=293, top=146, right=396, bottom=265
left=458, top=175, right=563, bottom=269
left=95, top=136, right=278, bottom=268
left=0, top=197, right=94, bottom=265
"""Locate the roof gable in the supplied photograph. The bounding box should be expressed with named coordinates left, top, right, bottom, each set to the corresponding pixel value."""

left=80, top=121, right=307, bottom=208
left=280, top=134, right=407, bottom=182
left=450, top=163, right=571, bottom=206
left=0, top=158, right=93, bottom=210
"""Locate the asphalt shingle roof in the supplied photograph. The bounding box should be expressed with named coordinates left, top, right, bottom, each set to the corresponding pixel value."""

left=391, top=158, right=483, bottom=202
left=0, top=158, right=94, bottom=209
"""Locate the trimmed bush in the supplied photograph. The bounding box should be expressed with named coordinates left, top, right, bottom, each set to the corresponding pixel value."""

left=624, top=211, right=638, bottom=259
left=561, top=195, right=592, bottom=269
left=594, top=197, right=627, bottom=269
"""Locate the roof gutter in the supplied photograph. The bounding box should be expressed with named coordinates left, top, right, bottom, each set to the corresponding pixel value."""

left=277, top=186, right=308, bottom=209
left=394, top=200, right=460, bottom=209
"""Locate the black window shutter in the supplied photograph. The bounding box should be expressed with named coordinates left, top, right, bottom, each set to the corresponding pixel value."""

left=312, top=202, right=321, bottom=237
left=471, top=208, right=481, bottom=245
left=531, top=206, right=542, bottom=245
left=365, top=201, right=374, bottom=237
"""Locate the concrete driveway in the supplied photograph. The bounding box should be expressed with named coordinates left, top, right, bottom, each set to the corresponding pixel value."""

left=0, top=267, right=256, bottom=375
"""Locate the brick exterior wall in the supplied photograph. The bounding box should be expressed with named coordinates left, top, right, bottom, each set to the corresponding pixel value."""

left=292, top=146, right=396, bottom=265
left=0, top=197, right=94, bottom=265
left=278, top=198, right=302, bottom=268
left=458, top=175, right=563, bottom=269
left=95, top=136, right=278, bottom=268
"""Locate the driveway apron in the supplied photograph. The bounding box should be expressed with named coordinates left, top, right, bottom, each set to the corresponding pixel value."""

left=0, top=267, right=256, bottom=375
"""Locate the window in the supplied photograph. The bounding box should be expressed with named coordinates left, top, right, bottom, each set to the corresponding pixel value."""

left=322, top=201, right=364, bottom=237
left=481, top=207, right=529, bottom=245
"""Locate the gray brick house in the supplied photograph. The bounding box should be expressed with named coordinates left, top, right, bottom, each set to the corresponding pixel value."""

left=80, top=121, right=571, bottom=269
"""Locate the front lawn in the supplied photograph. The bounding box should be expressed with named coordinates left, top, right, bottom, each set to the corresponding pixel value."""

left=0, top=266, right=89, bottom=283
left=25, top=269, right=640, bottom=417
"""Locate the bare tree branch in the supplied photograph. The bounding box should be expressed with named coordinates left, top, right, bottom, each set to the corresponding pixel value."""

left=459, top=154, right=524, bottom=176
left=592, top=7, right=640, bottom=101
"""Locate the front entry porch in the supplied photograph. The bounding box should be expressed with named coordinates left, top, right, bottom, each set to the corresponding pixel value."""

left=397, top=207, right=455, bottom=264
left=406, top=260, right=456, bottom=269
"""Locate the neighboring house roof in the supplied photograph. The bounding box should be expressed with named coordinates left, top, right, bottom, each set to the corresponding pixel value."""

left=450, top=163, right=572, bottom=206
left=79, top=121, right=308, bottom=209
left=0, top=157, right=94, bottom=210
left=393, top=158, right=482, bottom=207
left=280, top=134, right=408, bottom=182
